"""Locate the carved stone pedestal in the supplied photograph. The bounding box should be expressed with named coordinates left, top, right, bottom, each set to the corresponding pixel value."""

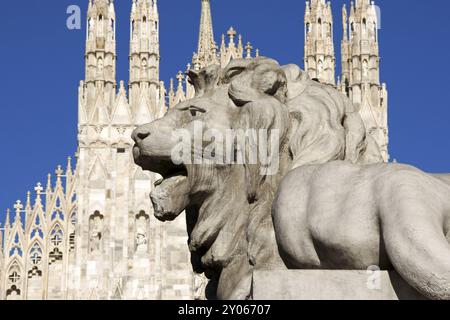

left=251, top=270, right=426, bottom=300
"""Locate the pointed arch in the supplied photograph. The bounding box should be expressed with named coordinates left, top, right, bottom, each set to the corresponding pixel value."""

left=25, top=240, right=44, bottom=299
left=46, top=223, right=65, bottom=299
left=50, top=191, right=66, bottom=222
left=5, top=259, right=23, bottom=300
left=9, top=230, right=24, bottom=258
left=89, top=156, right=108, bottom=184
left=26, top=241, right=44, bottom=279
left=111, top=90, right=132, bottom=125
left=27, top=202, right=46, bottom=242
left=48, top=223, right=64, bottom=249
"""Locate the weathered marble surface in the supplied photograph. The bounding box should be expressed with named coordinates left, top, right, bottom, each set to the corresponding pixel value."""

left=252, top=271, right=426, bottom=300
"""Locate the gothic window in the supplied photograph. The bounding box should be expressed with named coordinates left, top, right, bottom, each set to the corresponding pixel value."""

left=6, top=262, right=22, bottom=299
left=6, top=286, right=20, bottom=299
left=30, top=216, right=44, bottom=240
left=29, top=243, right=42, bottom=265
left=9, top=271, right=20, bottom=284
left=50, top=225, right=64, bottom=247
left=9, top=233, right=23, bottom=257
left=48, top=248, right=63, bottom=265
left=317, top=18, right=322, bottom=37
left=51, top=209, right=64, bottom=221
left=142, top=16, right=148, bottom=36
left=373, top=22, right=377, bottom=42
left=345, top=79, right=350, bottom=96
left=69, top=211, right=77, bottom=253
left=27, top=243, right=43, bottom=279
left=111, top=19, right=115, bottom=39
left=306, top=23, right=311, bottom=35
left=69, top=211, right=77, bottom=252
left=362, top=18, right=367, bottom=37
left=71, top=192, right=77, bottom=204
left=89, top=211, right=104, bottom=254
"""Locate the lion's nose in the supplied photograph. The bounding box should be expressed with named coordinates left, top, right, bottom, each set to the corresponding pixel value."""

left=132, top=127, right=151, bottom=142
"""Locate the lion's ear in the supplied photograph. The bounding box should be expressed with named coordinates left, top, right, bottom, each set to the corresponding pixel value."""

left=187, top=65, right=220, bottom=97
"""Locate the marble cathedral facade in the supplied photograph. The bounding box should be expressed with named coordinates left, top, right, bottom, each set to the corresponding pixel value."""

left=305, top=0, right=389, bottom=161
left=0, top=0, right=389, bottom=300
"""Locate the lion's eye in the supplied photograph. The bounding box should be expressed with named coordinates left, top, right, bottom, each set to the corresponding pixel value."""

left=226, top=67, right=245, bottom=80
left=189, top=106, right=206, bottom=117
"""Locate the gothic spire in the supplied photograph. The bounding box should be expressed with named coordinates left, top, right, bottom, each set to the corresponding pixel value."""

left=129, top=0, right=161, bottom=120
left=5, top=209, right=10, bottom=228
left=83, top=0, right=117, bottom=118
left=13, top=200, right=23, bottom=225
left=195, top=0, right=217, bottom=68
left=304, top=0, right=336, bottom=85
left=341, top=0, right=389, bottom=162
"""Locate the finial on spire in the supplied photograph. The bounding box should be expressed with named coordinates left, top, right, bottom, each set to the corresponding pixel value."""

left=26, top=191, right=31, bottom=208
left=56, top=165, right=63, bottom=186
left=227, top=27, right=236, bottom=44
left=176, top=71, right=184, bottom=89
left=245, top=42, right=253, bottom=59
left=66, top=156, right=73, bottom=176
left=221, top=34, right=226, bottom=49
left=35, top=183, right=43, bottom=197
left=56, top=165, right=63, bottom=178
left=5, top=209, right=11, bottom=227
left=46, top=173, right=52, bottom=191
left=119, top=81, right=126, bottom=94
left=14, top=200, right=23, bottom=222
left=169, top=78, right=174, bottom=93
left=34, top=182, right=44, bottom=206
left=238, top=35, right=243, bottom=51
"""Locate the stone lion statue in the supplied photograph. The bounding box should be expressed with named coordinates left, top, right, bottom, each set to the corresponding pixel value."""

left=132, top=57, right=450, bottom=300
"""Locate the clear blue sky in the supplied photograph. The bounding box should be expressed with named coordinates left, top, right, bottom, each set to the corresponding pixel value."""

left=1, top=0, right=450, bottom=220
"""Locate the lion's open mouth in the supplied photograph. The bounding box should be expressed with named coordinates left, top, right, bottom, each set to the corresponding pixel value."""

left=133, top=145, right=191, bottom=221
left=151, top=169, right=190, bottom=222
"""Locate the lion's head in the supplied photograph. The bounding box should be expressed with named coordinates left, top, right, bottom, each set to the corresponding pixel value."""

left=132, top=57, right=381, bottom=299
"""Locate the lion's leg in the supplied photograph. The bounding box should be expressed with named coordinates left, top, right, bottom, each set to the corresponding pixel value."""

left=272, top=168, right=322, bottom=269
left=381, top=190, right=450, bottom=300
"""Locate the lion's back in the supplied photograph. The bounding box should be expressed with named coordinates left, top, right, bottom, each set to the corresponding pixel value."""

left=273, top=161, right=450, bottom=268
